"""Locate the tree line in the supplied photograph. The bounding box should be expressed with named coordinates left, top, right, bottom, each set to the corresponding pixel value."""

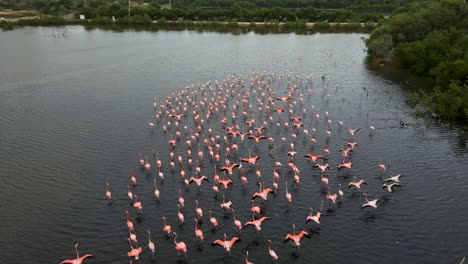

left=1, top=0, right=418, bottom=13
left=365, top=0, right=468, bottom=122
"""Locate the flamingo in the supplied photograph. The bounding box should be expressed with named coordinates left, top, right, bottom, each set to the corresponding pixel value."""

left=231, top=209, right=242, bottom=230
left=244, top=216, right=269, bottom=231
left=267, top=239, right=279, bottom=261
left=144, top=156, right=151, bottom=170
left=285, top=182, right=292, bottom=202
left=127, top=185, right=133, bottom=200
left=306, top=201, right=323, bottom=224
left=105, top=182, right=112, bottom=202
left=220, top=196, right=233, bottom=210
left=321, top=174, right=329, bottom=185
left=218, top=179, right=233, bottom=189
left=362, top=193, right=379, bottom=208
left=245, top=251, right=254, bottom=264
left=162, top=216, right=172, bottom=235
left=326, top=188, right=338, bottom=204
left=147, top=230, right=155, bottom=257
left=177, top=204, right=184, bottom=224
left=241, top=155, right=260, bottom=165
left=178, top=189, right=184, bottom=208
left=172, top=232, right=187, bottom=256
left=382, top=182, right=401, bottom=192
left=378, top=162, right=387, bottom=171
left=252, top=183, right=273, bottom=201
left=348, top=128, right=361, bottom=136
left=130, top=170, right=137, bottom=185
left=133, top=195, right=143, bottom=212
left=338, top=161, right=352, bottom=170
left=127, top=239, right=143, bottom=260
left=209, top=210, right=218, bottom=227
left=348, top=179, right=367, bottom=189
left=189, top=175, right=209, bottom=186
left=153, top=179, right=160, bottom=200
left=284, top=224, right=309, bottom=247
left=129, top=230, right=138, bottom=243
left=60, top=243, right=94, bottom=264
left=195, top=200, right=203, bottom=218
left=125, top=210, right=134, bottom=232
left=304, top=153, right=327, bottom=162
left=250, top=200, right=261, bottom=215
left=194, top=218, right=204, bottom=241
left=384, top=174, right=403, bottom=182
left=314, top=163, right=329, bottom=172
left=211, top=233, right=241, bottom=252
left=220, top=163, right=240, bottom=175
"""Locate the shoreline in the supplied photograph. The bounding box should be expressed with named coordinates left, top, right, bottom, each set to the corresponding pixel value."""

left=0, top=16, right=378, bottom=32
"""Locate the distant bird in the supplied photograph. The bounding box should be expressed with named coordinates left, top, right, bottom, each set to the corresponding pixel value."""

left=284, top=224, right=309, bottom=247
left=61, top=243, right=94, bottom=264
left=220, top=163, right=240, bottom=175
left=244, top=216, right=269, bottom=231
left=384, top=174, right=403, bottom=183
left=338, top=161, right=352, bottom=170
left=147, top=230, right=155, bottom=257
left=348, top=179, right=367, bottom=189
left=267, top=239, right=278, bottom=261
left=382, top=182, right=401, bottom=192
left=245, top=250, right=254, bottom=264
left=173, top=232, right=187, bottom=256
left=189, top=175, right=209, bottom=186
left=194, top=218, right=204, bottom=241
left=211, top=233, right=241, bottom=252
left=348, top=128, right=361, bottom=136
left=306, top=207, right=322, bottom=224
left=127, top=239, right=143, bottom=260
left=362, top=193, right=379, bottom=209
left=304, top=154, right=327, bottom=162
left=314, top=163, right=329, bottom=172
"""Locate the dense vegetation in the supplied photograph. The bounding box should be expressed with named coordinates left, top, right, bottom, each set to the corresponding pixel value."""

left=0, top=1, right=384, bottom=23
left=365, top=0, right=468, bottom=123
left=0, top=0, right=418, bottom=13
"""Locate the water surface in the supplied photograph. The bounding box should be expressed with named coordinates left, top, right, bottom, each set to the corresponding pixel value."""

left=0, top=26, right=467, bottom=264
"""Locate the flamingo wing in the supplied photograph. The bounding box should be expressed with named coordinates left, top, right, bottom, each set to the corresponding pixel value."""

left=211, top=239, right=225, bottom=247
left=229, top=236, right=241, bottom=245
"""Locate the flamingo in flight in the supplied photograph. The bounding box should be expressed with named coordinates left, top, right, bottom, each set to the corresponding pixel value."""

left=220, top=163, right=240, bottom=175
left=127, top=239, right=143, bottom=260
left=244, top=216, right=269, bottom=231
left=383, top=182, right=401, bottom=192
left=284, top=224, right=310, bottom=247
left=60, top=243, right=94, bottom=264
left=211, top=233, right=241, bottom=252
left=385, top=174, right=403, bottom=182
left=304, top=153, right=327, bottom=162
left=362, top=193, right=379, bottom=209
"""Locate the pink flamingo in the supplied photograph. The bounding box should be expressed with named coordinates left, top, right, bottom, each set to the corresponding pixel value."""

left=284, top=224, right=309, bottom=247
left=162, top=216, right=172, bottom=235
left=147, top=230, right=155, bottom=257
left=267, top=239, right=278, bottom=261
left=211, top=233, right=241, bottom=252
left=60, top=243, right=93, bottom=264
left=194, top=218, right=204, bottom=241
left=173, top=232, right=187, bottom=256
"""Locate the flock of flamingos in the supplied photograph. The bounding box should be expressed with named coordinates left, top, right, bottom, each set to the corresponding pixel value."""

left=61, top=72, right=403, bottom=263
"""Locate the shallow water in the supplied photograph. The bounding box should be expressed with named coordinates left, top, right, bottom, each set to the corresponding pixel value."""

left=0, top=26, right=467, bottom=264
